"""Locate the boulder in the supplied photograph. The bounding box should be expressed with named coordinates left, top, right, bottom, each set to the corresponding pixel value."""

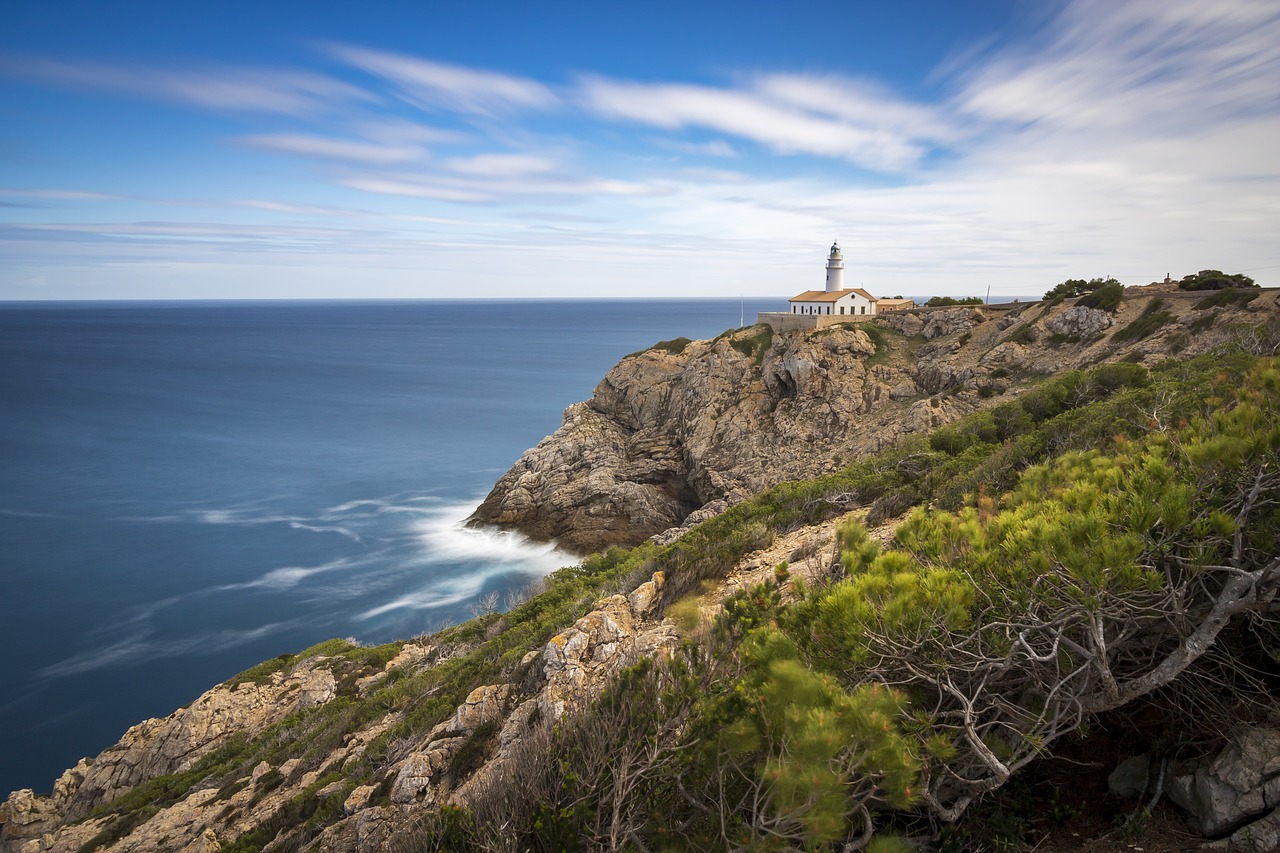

left=915, top=361, right=975, bottom=394
left=921, top=308, right=985, bottom=340
left=1167, top=726, right=1280, bottom=837
left=444, top=685, right=512, bottom=736
left=1107, top=754, right=1151, bottom=799
left=1045, top=305, right=1112, bottom=339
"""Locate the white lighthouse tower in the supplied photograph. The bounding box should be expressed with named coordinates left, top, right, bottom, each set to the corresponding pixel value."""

left=824, top=241, right=844, bottom=292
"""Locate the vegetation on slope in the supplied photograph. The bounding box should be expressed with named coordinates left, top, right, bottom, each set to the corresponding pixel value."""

left=398, top=349, right=1278, bottom=850
left=74, top=334, right=1280, bottom=852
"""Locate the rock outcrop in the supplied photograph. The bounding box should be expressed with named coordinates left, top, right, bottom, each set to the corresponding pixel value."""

left=1168, top=725, right=1280, bottom=839
left=470, top=292, right=1276, bottom=552
left=468, top=325, right=972, bottom=551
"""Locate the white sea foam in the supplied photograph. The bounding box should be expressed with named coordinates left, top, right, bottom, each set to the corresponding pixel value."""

left=355, top=501, right=574, bottom=620
left=218, top=555, right=371, bottom=592
left=288, top=521, right=362, bottom=542
left=412, top=501, right=574, bottom=568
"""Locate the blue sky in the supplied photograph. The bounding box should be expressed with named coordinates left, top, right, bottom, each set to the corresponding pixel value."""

left=1, top=0, right=1277, bottom=300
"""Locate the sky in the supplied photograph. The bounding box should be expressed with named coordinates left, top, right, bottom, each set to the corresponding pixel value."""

left=1, top=0, right=1277, bottom=300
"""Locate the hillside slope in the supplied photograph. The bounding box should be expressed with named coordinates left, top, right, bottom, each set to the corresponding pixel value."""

left=469, top=288, right=1277, bottom=551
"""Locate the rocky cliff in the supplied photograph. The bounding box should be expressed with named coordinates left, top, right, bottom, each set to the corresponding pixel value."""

left=469, top=288, right=1277, bottom=552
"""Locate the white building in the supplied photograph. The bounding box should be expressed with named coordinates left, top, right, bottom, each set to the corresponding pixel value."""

left=788, top=243, right=879, bottom=317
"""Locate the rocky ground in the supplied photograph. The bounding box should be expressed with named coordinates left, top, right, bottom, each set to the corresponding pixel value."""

left=469, top=288, right=1278, bottom=552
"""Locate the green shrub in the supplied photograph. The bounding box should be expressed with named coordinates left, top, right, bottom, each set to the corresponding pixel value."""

left=1077, top=281, right=1124, bottom=312
left=925, top=296, right=984, bottom=307
left=628, top=336, right=693, bottom=358
left=1043, top=276, right=1121, bottom=301
left=1178, top=269, right=1257, bottom=291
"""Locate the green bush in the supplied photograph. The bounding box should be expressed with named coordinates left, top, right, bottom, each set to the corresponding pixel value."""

left=628, top=336, right=692, bottom=358
left=925, top=296, right=984, bottom=307
left=1043, top=276, right=1120, bottom=302
left=1077, top=281, right=1124, bottom=312
left=1178, top=269, right=1257, bottom=291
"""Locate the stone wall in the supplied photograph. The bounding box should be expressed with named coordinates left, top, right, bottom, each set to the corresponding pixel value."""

left=756, top=312, right=865, bottom=332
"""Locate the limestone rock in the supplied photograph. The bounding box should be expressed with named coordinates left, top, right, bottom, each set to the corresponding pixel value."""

left=390, top=737, right=467, bottom=807
left=468, top=326, right=955, bottom=551
left=979, top=341, right=1031, bottom=371
left=915, top=361, right=975, bottom=394
left=342, top=785, right=376, bottom=817
left=877, top=311, right=925, bottom=337
left=445, top=685, right=512, bottom=735
left=889, top=381, right=918, bottom=400
left=627, top=572, right=665, bottom=618
left=921, top=308, right=985, bottom=340
left=540, top=592, right=678, bottom=721
left=1045, top=305, right=1113, bottom=339
left=1168, top=726, right=1280, bottom=837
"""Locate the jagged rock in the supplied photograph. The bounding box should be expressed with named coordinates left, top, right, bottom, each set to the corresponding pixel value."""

left=650, top=501, right=728, bottom=545
left=1210, top=805, right=1280, bottom=851
left=342, top=785, right=375, bottom=817
left=1045, top=305, right=1112, bottom=339
left=995, top=312, right=1023, bottom=331
left=877, top=311, right=925, bottom=337
left=469, top=326, right=957, bottom=551
left=1167, top=726, right=1280, bottom=837
left=915, top=361, right=975, bottom=394
left=979, top=341, right=1031, bottom=371
left=540, top=593, right=679, bottom=721
left=390, top=737, right=466, bottom=806
left=445, top=685, right=512, bottom=735
left=313, top=806, right=401, bottom=853
left=889, top=381, right=918, bottom=400
left=921, top=308, right=985, bottom=340
left=296, top=668, right=337, bottom=708
left=627, top=572, right=665, bottom=618
left=907, top=398, right=966, bottom=433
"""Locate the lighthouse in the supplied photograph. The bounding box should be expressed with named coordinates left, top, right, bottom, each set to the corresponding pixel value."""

left=824, top=241, right=844, bottom=292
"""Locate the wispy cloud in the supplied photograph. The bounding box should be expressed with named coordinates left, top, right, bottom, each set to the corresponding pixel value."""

left=577, top=75, right=942, bottom=172
left=237, top=132, right=427, bottom=164
left=444, top=153, right=557, bottom=178
left=326, top=43, right=557, bottom=116
left=957, top=0, right=1280, bottom=132
left=0, top=54, right=374, bottom=115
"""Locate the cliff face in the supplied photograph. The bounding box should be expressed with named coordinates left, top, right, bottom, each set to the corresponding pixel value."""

left=469, top=290, right=1276, bottom=552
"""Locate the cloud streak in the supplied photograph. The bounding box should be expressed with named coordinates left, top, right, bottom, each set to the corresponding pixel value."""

left=0, top=54, right=374, bottom=116
left=326, top=44, right=557, bottom=116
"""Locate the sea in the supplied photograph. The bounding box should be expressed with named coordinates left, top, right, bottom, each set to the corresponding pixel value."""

left=0, top=298, right=779, bottom=796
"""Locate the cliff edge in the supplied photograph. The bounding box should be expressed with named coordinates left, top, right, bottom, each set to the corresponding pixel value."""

left=468, top=289, right=1276, bottom=552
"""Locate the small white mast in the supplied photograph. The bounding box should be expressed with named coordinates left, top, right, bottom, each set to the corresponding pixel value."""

left=824, top=241, right=845, bottom=292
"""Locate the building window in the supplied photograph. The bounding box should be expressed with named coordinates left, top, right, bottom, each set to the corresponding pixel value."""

left=860, top=306, right=865, bottom=315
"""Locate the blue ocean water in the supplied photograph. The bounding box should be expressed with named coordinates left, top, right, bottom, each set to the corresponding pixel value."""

left=0, top=298, right=777, bottom=796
